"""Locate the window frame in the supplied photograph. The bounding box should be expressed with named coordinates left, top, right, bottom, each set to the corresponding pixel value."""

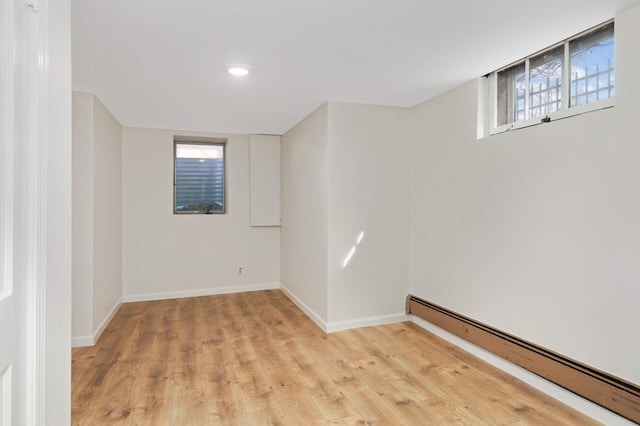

left=488, top=20, right=614, bottom=136
left=173, top=136, right=227, bottom=215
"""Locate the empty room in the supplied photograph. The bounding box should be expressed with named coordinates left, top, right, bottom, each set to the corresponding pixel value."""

left=2, top=0, right=640, bottom=424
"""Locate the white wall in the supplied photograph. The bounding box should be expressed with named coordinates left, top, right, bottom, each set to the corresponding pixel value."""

left=72, top=92, right=123, bottom=346
left=280, top=104, right=329, bottom=325
left=71, top=92, right=94, bottom=340
left=326, top=102, right=410, bottom=327
left=122, top=127, right=280, bottom=300
left=280, top=102, right=411, bottom=331
left=408, top=5, right=640, bottom=385
left=92, top=96, right=123, bottom=332
left=249, top=134, right=281, bottom=227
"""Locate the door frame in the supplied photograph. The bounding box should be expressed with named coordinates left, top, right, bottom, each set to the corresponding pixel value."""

left=5, top=0, right=74, bottom=423
left=23, top=0, right=48, bottom=419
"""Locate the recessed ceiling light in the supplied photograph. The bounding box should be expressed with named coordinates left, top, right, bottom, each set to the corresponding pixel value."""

left=228, top=65, right=250, bottom=76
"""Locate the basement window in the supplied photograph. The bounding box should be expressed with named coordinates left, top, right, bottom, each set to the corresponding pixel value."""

left=487, top=20, right=614, bottom=135
left=174, top=138, right=226, bottom=214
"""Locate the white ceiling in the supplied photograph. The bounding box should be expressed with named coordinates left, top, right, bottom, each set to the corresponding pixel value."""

left=72, top=0, right=640, bottom=135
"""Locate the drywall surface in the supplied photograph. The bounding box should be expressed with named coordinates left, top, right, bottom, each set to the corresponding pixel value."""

left=92, top=95, right=123, bottom=331
left=122, top=127, right=280, bottom=299
left=281, top=104, right=329, bottom=324
left=408, top=5, right=640, bottom=384
left=249, top=134, right=281, bottom=226
left=327, top=102, right=410, bottom=324
left=71, top=92, right=94, bottom=340
left=72, top=92, right=123, bottom=344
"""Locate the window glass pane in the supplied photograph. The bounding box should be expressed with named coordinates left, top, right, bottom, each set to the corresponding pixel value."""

left=570, top=23, right=614, bottom=107
left=489, top=20, right=614, bottom=135
left=529, top=46, right=563, bottom=119
left=175, top=142, right=225, bottom=213
left=497, top=63, right=525, bottom=126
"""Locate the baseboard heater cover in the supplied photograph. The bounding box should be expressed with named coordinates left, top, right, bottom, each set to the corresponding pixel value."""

left=406, top=294, right=640, bottom=424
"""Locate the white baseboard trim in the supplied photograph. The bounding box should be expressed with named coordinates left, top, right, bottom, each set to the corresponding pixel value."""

left=71, top=335, right=94, bottom=348
left=93, top=297, right=123, bottom=345
left=278, top=285, right=409, bottom=334
left=123, top=282, right=280, bottom=303
left=410, top=316, right=635, bottom=426
left=279, top=284, right=328, bottom=332
left=71, top=297, right=123, bottom=348
left=326, top=313, right=409, bottom=334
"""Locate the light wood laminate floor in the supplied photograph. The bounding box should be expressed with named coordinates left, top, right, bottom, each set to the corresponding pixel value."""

left=72, top=290, right=599, bottom=425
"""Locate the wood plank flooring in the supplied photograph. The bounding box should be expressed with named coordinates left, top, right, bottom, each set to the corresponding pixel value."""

left=72, top=290, right=599, bottom=425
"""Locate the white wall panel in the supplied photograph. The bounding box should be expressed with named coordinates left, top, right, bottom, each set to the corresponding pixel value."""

left=408, top=5, right=640, bottom=386
left=72, top=92, right=123, bottom=346
left=326, top=102, right=410, bottom=325
left=281, top=105, right=329, bottom=324
left=249, top=134, right=281, bottom=227
left=122, top=128, right=280, bottom=299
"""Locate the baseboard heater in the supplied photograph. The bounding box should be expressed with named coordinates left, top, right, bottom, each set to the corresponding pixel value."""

left=406, top=294, right=640, bottom=424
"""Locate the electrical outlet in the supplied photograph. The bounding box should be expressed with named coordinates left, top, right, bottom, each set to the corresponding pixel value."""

left=236, top=266, right=244, bottom=276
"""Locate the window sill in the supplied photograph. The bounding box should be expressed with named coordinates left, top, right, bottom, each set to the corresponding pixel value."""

left=487, top=98, right=614, bottom=137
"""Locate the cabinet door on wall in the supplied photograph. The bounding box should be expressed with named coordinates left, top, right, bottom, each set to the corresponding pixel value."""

left=249, top=134, right=281, bottom=226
